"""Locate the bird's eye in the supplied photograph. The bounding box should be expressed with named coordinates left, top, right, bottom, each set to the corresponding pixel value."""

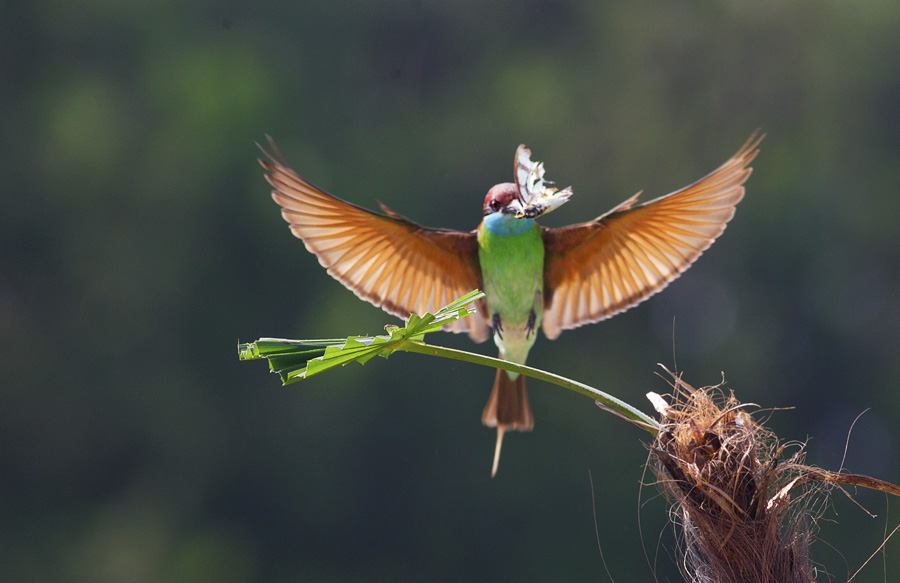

left=490, top=199, right=502, bottom=211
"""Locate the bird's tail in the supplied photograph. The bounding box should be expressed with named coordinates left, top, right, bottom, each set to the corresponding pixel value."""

left=481, top=365, right=534, bottom=477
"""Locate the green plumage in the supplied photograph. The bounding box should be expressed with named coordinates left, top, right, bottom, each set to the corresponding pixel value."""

left=477, top=216, right=545, bottom=368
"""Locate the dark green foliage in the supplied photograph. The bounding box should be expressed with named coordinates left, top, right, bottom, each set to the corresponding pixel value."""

left=3, top=2, right=900, bottom=581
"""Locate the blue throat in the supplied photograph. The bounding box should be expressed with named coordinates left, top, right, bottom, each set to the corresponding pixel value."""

left=482, top=212, right=534, bottom=236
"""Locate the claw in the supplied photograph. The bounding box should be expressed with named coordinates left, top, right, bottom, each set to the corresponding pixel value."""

left=492, top=312, right=503, bottom=340
left=525, top=309, right=537, bottom=338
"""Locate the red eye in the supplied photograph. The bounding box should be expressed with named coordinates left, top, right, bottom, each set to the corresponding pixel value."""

left=490, top=199, right=502, bottom=211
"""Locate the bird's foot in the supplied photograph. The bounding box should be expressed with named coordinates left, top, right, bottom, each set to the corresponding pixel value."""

left=492, top=312, right=503, bottom=340
left=525, top=309, right=537, bottom=338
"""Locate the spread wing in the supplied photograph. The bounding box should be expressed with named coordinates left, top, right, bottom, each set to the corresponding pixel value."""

left=261, top=143, right=489, bottom=342
left=541, top=132, right=763, bottom=340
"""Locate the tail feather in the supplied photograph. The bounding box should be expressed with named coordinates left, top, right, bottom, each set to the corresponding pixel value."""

left=482, top=367, right=533, bottom=476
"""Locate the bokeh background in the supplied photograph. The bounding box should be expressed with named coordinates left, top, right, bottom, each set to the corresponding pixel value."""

left=3, top=1, right=900, bottom=581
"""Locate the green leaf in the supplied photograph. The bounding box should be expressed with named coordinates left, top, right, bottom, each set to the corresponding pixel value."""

left=240, top=289, right=658, bottom=433
left=238, top=290, right=485, bottom=384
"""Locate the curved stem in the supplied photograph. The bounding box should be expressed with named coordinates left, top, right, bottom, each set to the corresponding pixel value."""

left=403, top=341, right=659, bottom=434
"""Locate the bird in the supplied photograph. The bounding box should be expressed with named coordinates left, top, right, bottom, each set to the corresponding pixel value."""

left=260, top=132, right=763, bottom=476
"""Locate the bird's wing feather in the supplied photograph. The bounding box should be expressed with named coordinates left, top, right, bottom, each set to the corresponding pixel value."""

left=261, top=144, right=489, bottom=342
left=541, top=132, right=763, bottom=339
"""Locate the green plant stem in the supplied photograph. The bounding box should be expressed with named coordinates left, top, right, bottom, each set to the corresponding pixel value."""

left=402, top=341, right=659, bottom=434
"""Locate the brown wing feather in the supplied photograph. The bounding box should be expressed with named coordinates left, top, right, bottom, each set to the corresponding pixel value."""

left=260, top=144, right=489, bottom=342
left=541, top=132, right=764, bottom=339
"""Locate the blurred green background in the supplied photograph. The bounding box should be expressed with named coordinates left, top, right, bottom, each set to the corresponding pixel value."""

left=3, top=1, right=900, bottom=581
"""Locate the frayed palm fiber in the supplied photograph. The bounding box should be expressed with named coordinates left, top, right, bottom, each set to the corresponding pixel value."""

left=649, top=370, right=900, bottom=583
left=650, top=375, right=813, bottom=582
left=649, top=372, right=813, bottom=583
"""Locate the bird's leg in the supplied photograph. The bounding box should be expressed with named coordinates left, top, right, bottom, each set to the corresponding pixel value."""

left=525, top=309, right=537, bottom=338
left=524, top=288, right=541, bottom=338
left=492, top=312, right=503, bottom=340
